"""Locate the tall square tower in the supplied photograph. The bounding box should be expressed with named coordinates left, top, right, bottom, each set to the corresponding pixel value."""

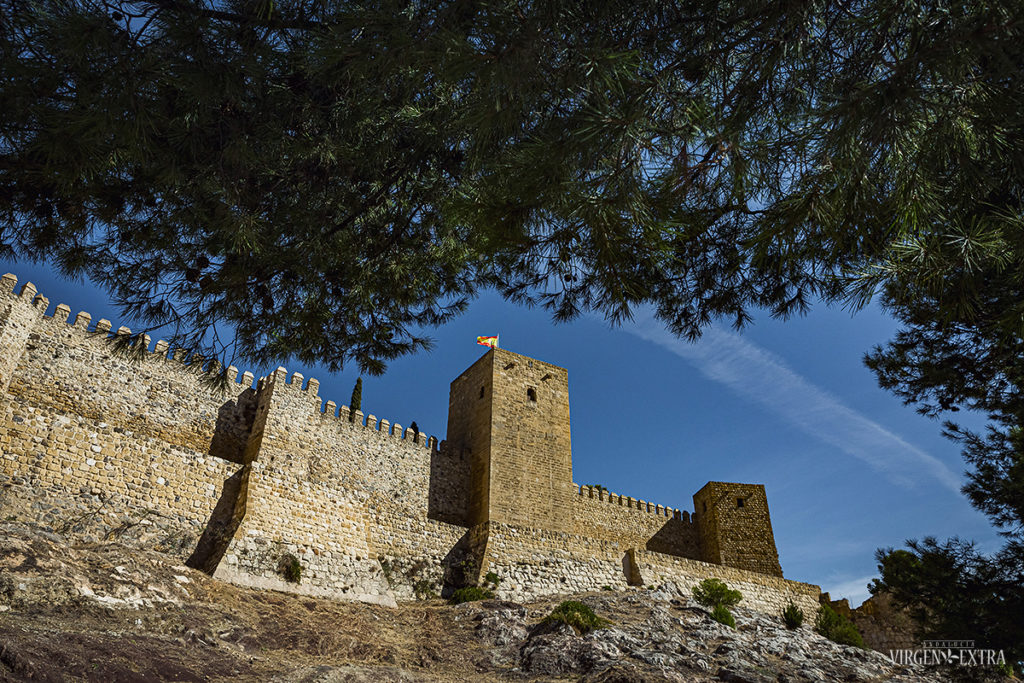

left=446, top=348, right=574, bottom=532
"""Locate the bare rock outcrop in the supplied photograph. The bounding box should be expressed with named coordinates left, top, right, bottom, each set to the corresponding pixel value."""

left=0, top=521, right=942, bottom=682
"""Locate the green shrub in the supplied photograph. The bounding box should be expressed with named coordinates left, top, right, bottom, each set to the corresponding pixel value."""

left=815, top=604, right=866, bottom=648
left=692, top=578, right=743, bottom=609
left=413, top=579, right=436, bottom=600
left=484, top=571, right=501, bottom=587
left=457, top=557, right=478, bottom=583
left=278, top=553, right=302, bottom=584
left=448, top=586, right=494, bottom=604
left=783, top=602, right=804, bottom=629
left=542, top=600, right=611, bottom=634
left=711, top=604, right=736, bottom=628
left=601, top=585, right=614, bottom=591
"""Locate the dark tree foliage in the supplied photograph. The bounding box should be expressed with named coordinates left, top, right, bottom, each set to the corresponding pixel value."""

left=864, top=167, right=1024, bottom=677
left=871, top=539, right=1023, bottom=677
left=691, top=578, right=742, bottom=610
left=814, top=604, right=865, bottom=649
left=867, top=255, right=1024, bottom=675
left=782, top=602, right=803, bottom=630
left=5, top=0, right=1018, bottom=376
left=0, top=0, right=816, bottom=373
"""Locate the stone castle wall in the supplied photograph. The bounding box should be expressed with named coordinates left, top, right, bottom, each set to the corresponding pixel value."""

left=630, top=549, right=820, bottom=619
left=0, top=276, right=463, bottom=605
left=475, top=521, right=817, bottom=620
left=479, top=521, right=632, bottom=598
left=572, top=485, right=701, bottom=559
left=0, top=274, right=821, bottom=618
left=0, top=275, right=248, bottom=557
left=211, top=368, right=470, bottom=604
left=828, top=593, right=919, bottom=653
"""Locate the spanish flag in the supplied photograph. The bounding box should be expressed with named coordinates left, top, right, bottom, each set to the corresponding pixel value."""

left=477, top=335, right=499, bottom=349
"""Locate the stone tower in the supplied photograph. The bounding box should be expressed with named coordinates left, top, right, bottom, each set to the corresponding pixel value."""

left=446, top=348, right=574, bottom=532
left=693, top=481, right=783, bottom=577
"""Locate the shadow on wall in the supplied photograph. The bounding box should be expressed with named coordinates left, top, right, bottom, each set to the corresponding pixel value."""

left=186, top=466, right=248, bottom=574
left=428, top=442, right=470, bottom=526
left=207, top=389, right=259, bottom=464
left=624, top=551, right=641, bottom=586
left=645, top=515, right=702, bottom=560
left=187, top=392, right=259, bottom=574
left=439, top=528, right=484, bottom=598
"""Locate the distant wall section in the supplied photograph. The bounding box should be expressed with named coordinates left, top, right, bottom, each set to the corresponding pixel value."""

left=473, top=521, right=818, bottom=625
left=630, top=549, right=818, bottom=619
left=572, top=485, right=701, bottom=559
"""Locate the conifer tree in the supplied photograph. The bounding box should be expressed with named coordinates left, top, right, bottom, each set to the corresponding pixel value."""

left=349, top=377, right=362, bottom=422
left=4, top=0, right=1017, bottom=377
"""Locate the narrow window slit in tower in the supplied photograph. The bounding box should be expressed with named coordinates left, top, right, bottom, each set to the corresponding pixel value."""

left=527, top=387, right=537, bottom=402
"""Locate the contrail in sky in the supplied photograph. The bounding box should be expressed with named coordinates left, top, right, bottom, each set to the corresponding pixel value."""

left=627, top=311, right=962, bottom=494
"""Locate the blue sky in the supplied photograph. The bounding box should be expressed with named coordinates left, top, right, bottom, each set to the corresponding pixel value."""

left=3, top=259, right=1000, bottom=606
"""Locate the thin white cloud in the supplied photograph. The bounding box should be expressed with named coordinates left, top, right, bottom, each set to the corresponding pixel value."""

left=823, top=574, right=876, bottom=608
left=627, top=311, right=961, bottom=494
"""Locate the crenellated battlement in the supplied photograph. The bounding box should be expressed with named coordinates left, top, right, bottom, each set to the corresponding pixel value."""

left=2, top=273, right=259, bottom=384
left=0, top=274, right=439, bottom=448
left=316, top=397, right=441, bottom=451
left=258, top=364, right=441, bottom=452
left=575, top=484, right=693, bottom=522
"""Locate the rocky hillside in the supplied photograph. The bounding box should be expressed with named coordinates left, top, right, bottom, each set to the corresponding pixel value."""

left=0, top=520, right=940, bottom=682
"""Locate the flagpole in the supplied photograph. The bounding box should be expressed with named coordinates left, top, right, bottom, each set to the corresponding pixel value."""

left=495, top=334, right=499, bottom=349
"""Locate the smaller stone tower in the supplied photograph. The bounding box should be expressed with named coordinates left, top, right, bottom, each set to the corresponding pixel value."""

left=446, top=348, right=574, bottom=532
left=693, top=481, right=783, bottom=577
